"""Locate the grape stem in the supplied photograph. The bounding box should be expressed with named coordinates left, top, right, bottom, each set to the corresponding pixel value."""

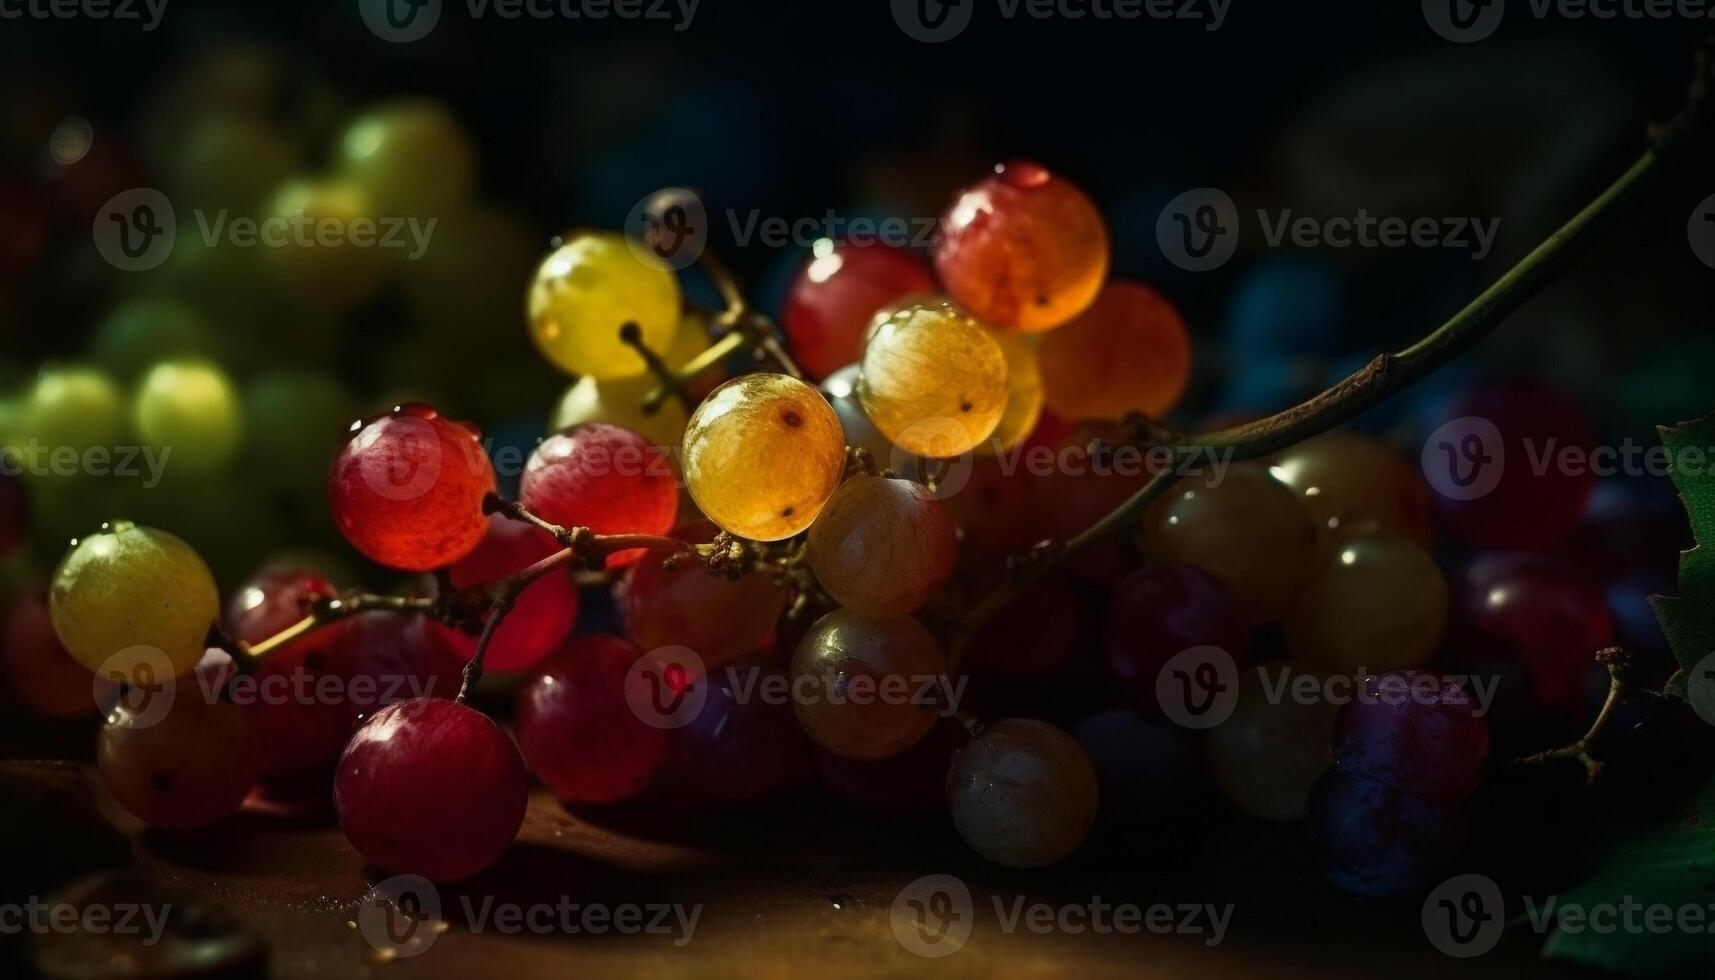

left=1511, top=648, right=1632, bottom=783
left=946, top=44, right=1715, bottom=673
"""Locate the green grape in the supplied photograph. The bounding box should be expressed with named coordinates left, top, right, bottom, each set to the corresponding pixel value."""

left=858, top=298, right=1008, bottom=458
left=50, top=521, right=220, bottom=682
left=683, top=374, right=846, bottom=541
left=978, top=330, right=1044, bottom=454
left=807, top=476, right=956, bottom=615
left=1284, top=532, right=1448, bottom=673
left=242, top=370, right=357, bottom=491
left=260, top=177, right=391, bottom=311
left=90, top=297, right=222, bottom=381
left=527, top=232, right=682, bottom=380
left=338, top=100, right=477, bottom=218
left=24, top=365, right=124, bottom=453
left=170, top=114, right=298, bottom=216
left=133, top=361, right=243, bottom=476
left=1207, top=668, right=1338, bottom=822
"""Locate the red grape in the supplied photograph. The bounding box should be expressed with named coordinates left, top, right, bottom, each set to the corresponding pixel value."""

left=1102, top=564, right=1249, bottom=701
left=335, top=698, right=528, bottom=881
left=520, top=423, right=677, bottom=568
left=225, top=565, right=337, bottom=643
left=1332, top=671, right=1489, bottom=805
left=2, top=593, right=101, bottom=720
left=782, top=241, right=935, bottom=380
left=516, top=635, right=670, bottom=805
left=1460, top=553, right=1612, bottom=711
left=328, top=403, right=496, bottom=571
left=670, top=666, right=812, bottom=803
left=615, top=522, right=785, bottom=667
left=445, top=513, right=580, bottom=672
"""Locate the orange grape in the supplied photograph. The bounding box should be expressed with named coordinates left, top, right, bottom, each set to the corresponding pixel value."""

left=807, top=476, right=957, bottom=615
left=858, top=298, right=1007, bottom=457
left=1038, top=281, right=1190, bottom=422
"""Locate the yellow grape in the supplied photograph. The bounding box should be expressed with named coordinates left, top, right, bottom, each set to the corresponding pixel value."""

left=526, top=232, right=681, bottom=380
left=683, top=373, right=846, bottom=541
left=1269, top=432, right=1434, bottom=545
left=133, top=360, right=243, bottom=476
left=337, top=100, right=476, bottom=218
left=50, top=522, right=220, bottom=682
left=549, top=312, right=716, bottom=448
left=858, top=299, right=1007, bottom=458
left=1284, top=531, right=1448, bottom=673
left=978, top=331, right=1044, bottom=454
left=261, top=177, right=390, bottom=311
left=807, top=476, right=957, bottom=615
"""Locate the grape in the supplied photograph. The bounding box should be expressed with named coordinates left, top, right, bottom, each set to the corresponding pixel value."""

left=944, top=454, right=1042, bottom=558
left=789, top=609, right=946, bottom=760
left=2, top=593, right=100, bottom=720
left=1459, top=553, right=1612, bottom=711
left=548, top=312, right=716, bottom=450
left=820, top=364, right=897, bottom=465
left=1284, top=532, right=1448, bottom=673
left=337, top=100, right=476, bottom=218
left=323, top=612, right=465, bottom=729
left=526, top=231, right=681, bottom=379
left=327, top=403, right=496, bottom=572
left=858, top=299, right=1008, bottom=457
left=520, top=422, right=677, bottom=568
left=1021, top=423, right=1155, bottom=584
left=260, top=177, right=391, bottom=311
left=90, top=298, right=222, bottom=381
left=1429, top=378, right=1596, bottom=550
left=806, top=476, right=956, bottom=615
left=170, top=114, right=298, bottom=217
left=133, top=360, right=243, bottom=476
left=935, top=161, right=1108, bottom=333
left=23, top=365, right=123, bottom=453
left=0, top=469, right=26, bottom=560
left=947, top=718, right=1099, bottom=867
left=683, top=373, right=846, bottom=541
left=335, top=698, right=528, bottom=881
left=966, top=574, right=1085, bottom=677
left=404, top=206, right=539, bottom=338
left=816, top=718, right=966, bottom=818
left=1332, top=671, right=1489, bottom=805
left=782, top=241, right=937, bottom=380
left=671, top=666, right=813, bottom=803
left=1074, top=708, right=1203, bottom=820
left=242, top=371, right=357, bottom=493
left=1207, top=668, right=1338, bottom=822
left=1103, top=564, right=1248, bottom=700
left=1037, top=282, right=1190, bottom=422
left=224, top=565, right=337, bottom=643
left=1269, top=432, right=1432, bottom=544
left=1144, top=462, right=1323, bottom=625
left=516, top=635, right=669, bottom=805
left=51, top=522, right=220, bottom=682
left=615, top=522, right=786, bottom=667
left=98, top=652, right=258, bottom=829
left=445, top=514, right=580, bottom=673
left=1307, top=770, right=1465, bottom=899
left=980, top=331, right=1044, bottom=454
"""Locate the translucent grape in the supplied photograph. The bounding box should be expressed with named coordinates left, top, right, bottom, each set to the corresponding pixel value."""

left=806, top=476, right=956, bottom=615
left=858, top=299, right=1008, bottom=457
left=979, top=331, right=1044, bottom=454
left=520, top=422, right=677, bottom=568
left=133, top=360, right=243, bottom=476
left=335, top=698, right=528, bottom=881
left=526, top=232, right=681, bottom=379
left=337, top=100, right=476, bottom=218
left=24, top=365, right=123, bottom=453
left=327, top=403, right=496, bottom=572
left=1207, top=667, right=1338, bottom=822
left=683, top=373, right=846, bottom=541
left=947, top=718, right=1099, bottom=867
left=1269, top=432, right=1432, bottom=544
left=51, top=522, right=220, bottom=681
left=782, top=241, right=936, bottom=380
left=3, top=593, right=100, bottom=720
left=1144, top=462, right=1323, bottom=625
left=935, top=161, right=1109, bottom=332
left=1038, top=281, right=1190, bottom=422
left=1284, top=532, right=1448, bottom=673
left=516, top=635, right=670, bottom=805
left=615, top=522, right=786, bottom=667
left=790, top=609, right=946, bottom=760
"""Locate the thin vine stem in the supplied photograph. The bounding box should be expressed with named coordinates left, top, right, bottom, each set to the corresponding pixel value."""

left=1512, top=648, right=1632, bottom=782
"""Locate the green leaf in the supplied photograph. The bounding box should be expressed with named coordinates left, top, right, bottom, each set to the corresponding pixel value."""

left=1651, top=413, right=1715, bottom=672
left=1541, top=778, right=1715, bottom=977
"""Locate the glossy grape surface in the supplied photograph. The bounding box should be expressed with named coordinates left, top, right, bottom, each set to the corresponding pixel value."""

left=935, top=161, right=1108, bottom=332
left=1333, top=671, right=1489, bottom=804
left=981, top=331, right=1044, bottom=453
left=327, top=403, right=496, bottom=572
left=1207, top=668, right=1338, bottom=822
left=527, top=232, right=681, bottom=379
left=858, top=299, right=1008, bottom=457
left=133, top=360, right=243, bottom=476
left=615, top=522, right=786, bottom=667
left=790, top=609, right=946, bottom=760
left=946, top=719, right=1099, bottom=867
left=782, top=241, right=936, bottom=380
left=446, top=514, right=580, bottom=672
left=1270, top=432, right=1432, bottom=544
left=683, top=374, right=846, bottom=541
left=336, top=698, right=528, bottom=881
left=1459, top=553, right=1613, bottom=710
left=51, top=522, right=220, bottom=681
left=516, top=635, right=669, bottom=805
left=1038, top=281, right=1190, bottom=422
left=521, top=423, right=677, bottom=567
left=548, top=312, right=716, bottom=450
left=1103, top=563, right=1248, bottom=699
left=807, top=476, right=956, bottom=615
left=1284, top=532, right=1448, bottom=673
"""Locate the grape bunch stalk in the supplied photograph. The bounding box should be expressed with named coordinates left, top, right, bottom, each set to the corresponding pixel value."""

left=43, top=44, right=1715, bottom=890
